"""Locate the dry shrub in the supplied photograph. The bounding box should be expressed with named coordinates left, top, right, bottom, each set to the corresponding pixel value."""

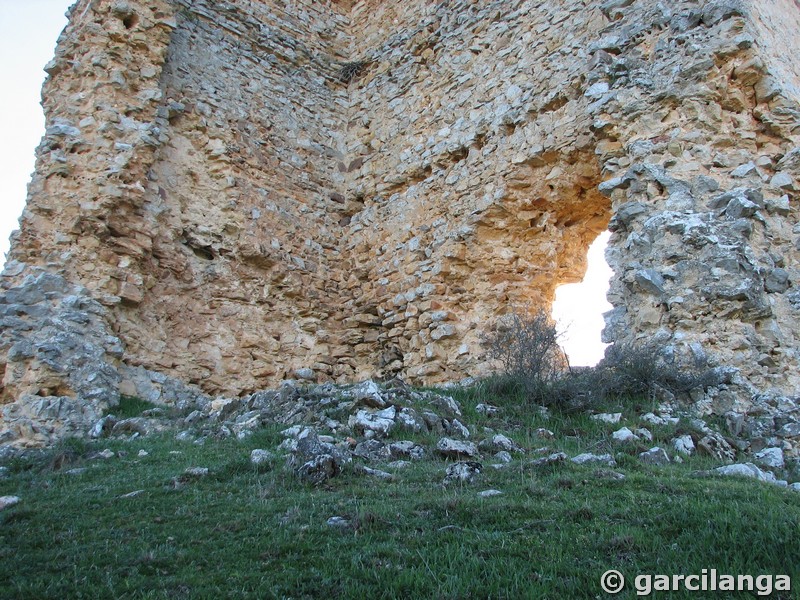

left=483, top=311, right=722, bottom=412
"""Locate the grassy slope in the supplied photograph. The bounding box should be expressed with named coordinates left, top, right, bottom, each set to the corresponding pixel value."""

left=1, top=389, right=799, bottom=599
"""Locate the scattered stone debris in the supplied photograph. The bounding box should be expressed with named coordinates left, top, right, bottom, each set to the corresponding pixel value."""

left=354, top=465, right=395, bottom=481
left=753, top=447, right=784, bottom=470
left=639, top=447, right=671, bottom=466
left=778, top=422, right=800, bottom=438
left=349, top=380, right=387, bottom=408
left=428, top=394, right=462, bottom=419
left=591, top=413, right=622, bottom=424
left=443, top=461, right=483, bottom=485
left=326, top=516, right=351, bottom=529
left=250, top=449, right=274, bottom=466
left=475, top=404, right=500, bottom=416
left=436, top=438, right=479, bottom=459
left=396, top=407, right=427, bottom=433
left=479, top=434, right=522, bottom=453
left=493, top=451, right=513, bottom=464
left=184, top=467, right=209, bottom=477
left=388, top=441, right=425, bottom=461
left=612, top=427, right=639, bottom=443
left=353, top=439, right=390, bottom=461
left=530, top=452, right=568, bottom=468
left=1, top=376, right=795, bottom=502
left=710, top=463, right=787, bottom=486
left=478, top=489, right=503, bottom=498
left=447, top=419, right=471, bottom=439
left=89, top=416, right=117, bottom=439
left=119, top=490, right=145, bottom=499
left=572, top=453, right=617, bottom=467
left=0, top=496, right=20, bottom=511
left=288, top=428, right=350, bottom=485
left=112, top=417, right=159, bottom=438
left=594, top=469, right=626, bottom=481
left=349, top=407, right=397, bottom=438
left=296, top=455, right=340, bottom=486
left=697, top=433, right=736, bottom=463
left=641, top=413, right=679, bottom=426
left=672, top=435, right=695, bottom=456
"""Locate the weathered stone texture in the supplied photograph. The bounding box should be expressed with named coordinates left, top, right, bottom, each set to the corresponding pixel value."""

left=1, top=0, right=799, bottom=443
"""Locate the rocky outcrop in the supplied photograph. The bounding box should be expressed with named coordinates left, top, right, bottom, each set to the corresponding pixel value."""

left=1, top=0, right=799, bottom=443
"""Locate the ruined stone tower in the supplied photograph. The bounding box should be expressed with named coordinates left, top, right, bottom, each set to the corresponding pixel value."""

left=1, top=0, right=799, bottom=445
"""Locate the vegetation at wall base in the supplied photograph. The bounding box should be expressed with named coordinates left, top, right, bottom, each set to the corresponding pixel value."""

left=1, top=380, right=798, bottom=599
left=482, top=309, right=725, bottom=414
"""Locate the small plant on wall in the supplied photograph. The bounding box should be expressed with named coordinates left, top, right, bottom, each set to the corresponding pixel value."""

left=338, top=60, right=371, bottom=83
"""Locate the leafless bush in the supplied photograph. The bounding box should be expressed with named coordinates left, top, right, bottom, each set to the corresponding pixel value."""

left=483, top=310, right=568, bottom=390
left=339, top=61, right=370, bottom=83
left=597, top=342, right=723, bottom=401
left=481, top=312, right=722, bottom=411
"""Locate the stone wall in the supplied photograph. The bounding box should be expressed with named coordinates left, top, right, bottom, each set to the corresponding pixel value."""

left=8, top=0, right=356, bottom=395
left=1, top=0, right=799, bottom=444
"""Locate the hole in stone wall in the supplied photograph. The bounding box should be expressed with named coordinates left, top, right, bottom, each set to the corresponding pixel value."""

left=35, top=382, right=75, bottom=398
left=551, top=231, right=613, bottom=367
left=502, top=123, right=518, bottom=136
left=191, top=245, right=215, bottom=261
left=122, top=14, right=138, bottom=29
left=448, top=146, right=468, bottom=162
left=182, top=238, right=215, bottom=261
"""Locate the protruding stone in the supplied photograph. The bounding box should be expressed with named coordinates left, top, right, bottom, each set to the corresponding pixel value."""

left=0, top=496, right=21, bottom=511
left=572, top=453, right=617, bottom=467
left=297, top=455, right=340, bottom=485
left=638, top=447, right=671, bottom=466
left=591, top=413, right=622, bottom=424
left=388, top=441, right=425, bottom=460
left=530, top=452, right=568, bottom=468
left=672, top=435, right=695, bottom=455
left=436, top=438, right=479, bottom=459
left=349, top=407, right=396, bottom=438
left=250, top=449, right=274, bottom=466
left=697, top=434, right=736, bottom=463
left=612, top=427, right=639, bottom=443
left=443, top=461, right=483, bottom=485
left=753, top=447, right=784, bottom=470
left=713, top=463, right=784, bottom=485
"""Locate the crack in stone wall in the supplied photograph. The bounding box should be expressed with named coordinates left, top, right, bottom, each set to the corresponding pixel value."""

left=1, top=0, right=799, bottom=445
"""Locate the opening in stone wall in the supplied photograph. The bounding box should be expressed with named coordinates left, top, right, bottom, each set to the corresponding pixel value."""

left=551, top=231, right=612, bottom=367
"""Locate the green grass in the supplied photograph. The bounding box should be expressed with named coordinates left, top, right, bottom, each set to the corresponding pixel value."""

left=113, top=395, right=163, bottom=419
left=1, top=390, right=799, bottom=599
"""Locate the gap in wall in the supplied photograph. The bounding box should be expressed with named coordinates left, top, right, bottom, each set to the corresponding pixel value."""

left=551, top=230, right=612, bottom=367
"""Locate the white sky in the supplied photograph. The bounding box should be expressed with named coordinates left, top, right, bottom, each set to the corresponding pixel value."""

left=0, top=0, right=73, bottom=262
left=551, top=231, right=613, bottom=366
left=0, top=0, right=613, bottom=366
